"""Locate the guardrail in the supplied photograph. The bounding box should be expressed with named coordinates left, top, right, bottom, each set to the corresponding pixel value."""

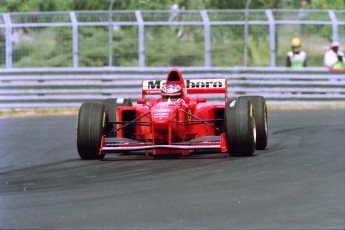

left=0, top=67, right=344, bottom=109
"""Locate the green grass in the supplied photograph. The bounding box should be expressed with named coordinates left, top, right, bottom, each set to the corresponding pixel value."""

left=0, top=108, right=78, bottom=117
left=10, top=24, right=334, bottom=68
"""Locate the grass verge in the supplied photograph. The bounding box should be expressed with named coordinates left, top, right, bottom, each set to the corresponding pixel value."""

left=268, top=103, right=345, bottom=110
left=0, top=108, right=79, bottom=117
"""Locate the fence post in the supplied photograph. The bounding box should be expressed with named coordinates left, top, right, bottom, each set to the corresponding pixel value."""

left=108, top=1, right=116, bottom=67
left=69, top=11, right=78, bottom=68
left=135, top=11, right=145, bottom=68
left=4, top=13, right=12, bottom=69
left=266, top=10, right=276, bottom=67
left=328, top=10, right=338, bottom=42
left=244, top=0, right=252, bottom=67
left=201, top=10, right=211, bottom=67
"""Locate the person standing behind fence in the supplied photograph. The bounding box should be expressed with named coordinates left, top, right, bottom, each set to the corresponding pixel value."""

left=324, top=41, right=345, bottom=69
left=286, top=37, right=307, bottom=68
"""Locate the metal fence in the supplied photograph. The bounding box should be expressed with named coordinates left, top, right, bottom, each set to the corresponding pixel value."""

left=1, top=67, right=344, bottom=109
left=0, top=9, right=344, bottom=68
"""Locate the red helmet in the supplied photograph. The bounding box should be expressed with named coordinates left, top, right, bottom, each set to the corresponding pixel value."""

left=161, top=84, right=182, bottom=100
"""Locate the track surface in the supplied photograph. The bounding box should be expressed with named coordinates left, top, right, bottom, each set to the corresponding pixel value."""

left=0, top=109, right=344, bottom=229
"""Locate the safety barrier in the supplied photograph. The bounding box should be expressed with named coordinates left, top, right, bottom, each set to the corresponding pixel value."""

left=0, top=67, right=344, bottom=109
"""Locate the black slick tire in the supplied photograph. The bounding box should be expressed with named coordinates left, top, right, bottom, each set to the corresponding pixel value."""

left=241, top=96, right=268, bottom=150
left=76, top=102, right=106, bottom=160
left=224, top=97, right=256, bottom=156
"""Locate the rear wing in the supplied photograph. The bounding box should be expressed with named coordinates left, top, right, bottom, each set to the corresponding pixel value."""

left=142, top=79, right=227, bottom=96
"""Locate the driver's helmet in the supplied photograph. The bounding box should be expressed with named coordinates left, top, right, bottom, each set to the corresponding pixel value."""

left=161, top=83, right=182, bottom=100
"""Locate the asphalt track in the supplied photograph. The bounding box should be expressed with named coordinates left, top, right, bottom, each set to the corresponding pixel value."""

left=0, top=109, right=344, bottom=229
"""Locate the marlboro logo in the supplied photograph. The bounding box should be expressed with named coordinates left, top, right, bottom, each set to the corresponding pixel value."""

left=144, top=79, right=225, bottom=90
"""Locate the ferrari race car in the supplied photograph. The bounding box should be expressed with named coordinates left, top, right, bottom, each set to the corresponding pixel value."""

left=76, top=69, right=268, bottom=159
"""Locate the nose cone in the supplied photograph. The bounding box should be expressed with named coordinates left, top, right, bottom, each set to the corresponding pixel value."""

left=152, top=104, right=177, bottom=131
left=152, top=117, right=169, bottom=131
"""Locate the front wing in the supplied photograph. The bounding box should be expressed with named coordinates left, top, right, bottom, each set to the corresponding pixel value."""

left=99, top=135, right=227, bottom=154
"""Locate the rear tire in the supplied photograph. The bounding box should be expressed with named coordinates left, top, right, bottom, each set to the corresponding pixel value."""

left=224, top=97, right=256, bottom=156
left=102, top=98, right=132, bottom=137
left=241, top=96, right=268, bottom=150
left=76, top=102, right=106, bottom=160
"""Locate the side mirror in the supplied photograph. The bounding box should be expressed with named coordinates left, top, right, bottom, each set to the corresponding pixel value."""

left=197, top=98, right=206, bottom=103
left=136, top=98, right=147, bottom=105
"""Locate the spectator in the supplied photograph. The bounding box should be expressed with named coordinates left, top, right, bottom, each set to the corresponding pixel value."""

left=324, top=41, right=345, bottom=69
left=286, top=37, right=307, bottom=68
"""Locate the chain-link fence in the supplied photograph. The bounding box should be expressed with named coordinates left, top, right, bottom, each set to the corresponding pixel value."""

left=0, top=9, right=344, bottom=68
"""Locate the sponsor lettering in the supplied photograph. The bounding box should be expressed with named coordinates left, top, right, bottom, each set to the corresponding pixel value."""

left=186, top=80, right=223, bottom=88
left=145, top=79, right=225, bottom=89
left=147, top=80, right=163, bottom=89
left=154, top=108, right=172, bottom=113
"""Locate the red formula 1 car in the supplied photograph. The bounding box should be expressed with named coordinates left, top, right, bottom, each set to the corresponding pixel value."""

left=76, top=69, right=268, bottom=159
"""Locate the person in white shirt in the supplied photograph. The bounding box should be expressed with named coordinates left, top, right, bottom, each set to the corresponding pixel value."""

left=286, top=37, right=307, bottom=68
left=324, top=41, right=345, bottom=69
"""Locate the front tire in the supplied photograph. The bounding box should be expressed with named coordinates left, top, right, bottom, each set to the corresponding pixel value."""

left=224, top=97, right=256, bottom=156
left=76, top=102, right=106, bottom=160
